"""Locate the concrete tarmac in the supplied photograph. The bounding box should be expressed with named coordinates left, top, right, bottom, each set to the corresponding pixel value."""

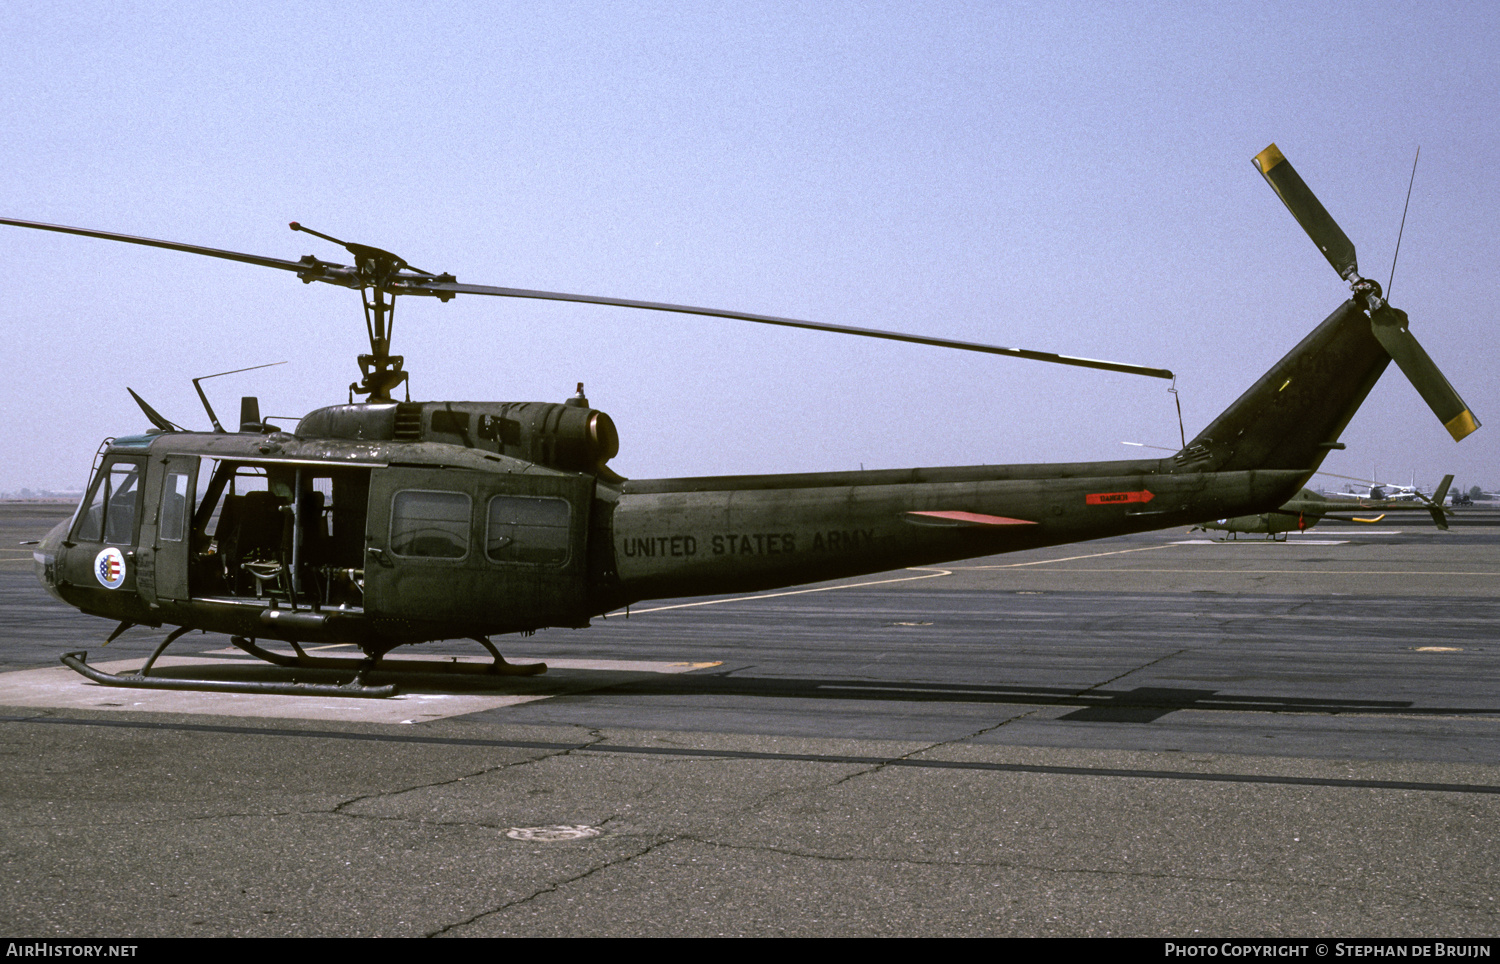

left=1, top=504, right=1496, bottom=936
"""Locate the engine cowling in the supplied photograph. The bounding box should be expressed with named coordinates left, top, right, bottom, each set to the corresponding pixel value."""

left=296, top=400, right=621, bottom=477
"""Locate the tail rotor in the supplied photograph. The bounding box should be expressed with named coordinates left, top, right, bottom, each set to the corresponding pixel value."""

left=1253, top=144, right=1480, bottom=442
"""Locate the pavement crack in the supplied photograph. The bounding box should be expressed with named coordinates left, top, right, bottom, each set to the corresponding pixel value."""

left=1076, top=647, right=1190, bottom=695
left=425, top=837, right=674, bottom=937
left=330, top=733, right=607, bottom=818
left=824, top=710, right=1044, bottom=789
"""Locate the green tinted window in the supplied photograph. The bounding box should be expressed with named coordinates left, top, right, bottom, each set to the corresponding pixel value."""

left=391, top=490, right=471, bottom=559
left=486, top=496, right=570, bottom=565
left=160, top=471, right=191, bottom=543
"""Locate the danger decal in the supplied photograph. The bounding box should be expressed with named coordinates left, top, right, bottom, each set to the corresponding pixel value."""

left=1085, top=489, right=1154, bottom=506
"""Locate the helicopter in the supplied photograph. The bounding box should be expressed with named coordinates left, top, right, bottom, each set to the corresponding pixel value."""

left=1192, top=475, right=1455, bottom=540
left=8, top=144, right=1482, bottom=698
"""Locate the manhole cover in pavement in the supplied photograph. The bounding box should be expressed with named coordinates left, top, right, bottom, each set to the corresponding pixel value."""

left=505, top=825, right=602, bottom=842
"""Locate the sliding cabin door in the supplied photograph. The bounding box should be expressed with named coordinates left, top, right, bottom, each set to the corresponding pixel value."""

left=364, top=467, right=591, bottom=633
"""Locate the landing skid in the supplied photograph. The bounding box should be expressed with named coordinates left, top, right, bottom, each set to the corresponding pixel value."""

left=230, top=636, right=548, bottom=677
left=60, top=650, right=397, bottom=698
left=58, top=626, right=544, bottom=699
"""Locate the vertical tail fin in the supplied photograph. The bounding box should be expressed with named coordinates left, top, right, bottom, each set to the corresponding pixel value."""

left=1176, top=300, right=1390, bottom=475
left=1423, top=474, right=1455, bottom=530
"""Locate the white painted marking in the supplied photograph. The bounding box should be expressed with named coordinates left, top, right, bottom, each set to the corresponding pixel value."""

left=614, top=566, right=952, bottom=615
left=0, top=653, right=720, bottom=724
left=1171, top=539, right=1350, bottom=546
left=203, top=645, right=722, bottom=675
left=970, top=568, right=1500, bottom=576
left=1290, top=529, right=1400, bottom=536
left=952, top=544, right=1179, bottom=570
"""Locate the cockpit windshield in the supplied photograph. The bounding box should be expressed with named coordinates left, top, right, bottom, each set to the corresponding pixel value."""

left=73, top=459, right=144, bottom=545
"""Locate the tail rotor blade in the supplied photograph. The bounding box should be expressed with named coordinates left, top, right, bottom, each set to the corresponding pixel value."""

left=1369, top=306, right=1480, bottom=441
left=1253, top=144, right=1361, bottom=282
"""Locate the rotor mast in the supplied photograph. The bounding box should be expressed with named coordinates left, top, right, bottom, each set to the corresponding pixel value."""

left=291, top=222, right=412, bottom=403
left=356, top=283, right=406, bottom=403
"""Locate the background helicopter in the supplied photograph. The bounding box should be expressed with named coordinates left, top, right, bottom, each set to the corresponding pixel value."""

left=9, top=144, right=1482, bottom=696
left=1192, top=476, right=1455, bottom=540
left=1124, top=443, right=1458, bottom=538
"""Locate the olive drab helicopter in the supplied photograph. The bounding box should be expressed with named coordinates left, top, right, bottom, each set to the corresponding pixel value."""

left=9, top=144, right=1482, bottom=698
left=1191, top=475, right=1456, bottom=540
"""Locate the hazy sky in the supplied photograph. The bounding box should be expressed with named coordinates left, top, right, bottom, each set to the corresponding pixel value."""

left=3, top=1, right=1496, bottom=494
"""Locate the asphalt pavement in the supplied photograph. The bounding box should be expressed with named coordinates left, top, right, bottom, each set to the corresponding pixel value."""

left=2, top=503, right=1496, bottom=936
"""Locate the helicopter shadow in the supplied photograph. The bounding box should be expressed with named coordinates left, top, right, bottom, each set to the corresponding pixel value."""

left=553, top=672, right=1500, bottom=724
left=60, top=647, right=1500, bottom=723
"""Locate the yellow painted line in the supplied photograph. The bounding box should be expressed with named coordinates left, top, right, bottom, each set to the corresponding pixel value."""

left=613, top=566, right=954, bottom=615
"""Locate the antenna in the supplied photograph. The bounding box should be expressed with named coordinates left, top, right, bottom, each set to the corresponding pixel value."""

left=191, top=361, right=287, bottom=433
left=1168, top=377, right=1185, bottom=449
left=1387, top=147, right=1420, bottom=299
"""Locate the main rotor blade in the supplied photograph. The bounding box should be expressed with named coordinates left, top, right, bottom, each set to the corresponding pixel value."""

left=1, top=216, right=1172, bottom=379
left=419, top=280, right=1175, bottom=379
left=1369, top=306, right=1480, bottom=441
left=0, top=217, right=312, bottom=275
left=1253, top=144, right=1360, bottom=282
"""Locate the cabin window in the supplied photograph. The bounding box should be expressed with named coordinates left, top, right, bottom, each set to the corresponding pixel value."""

left=390, top=490, right=471, bottom=559
left=160, top=470, right=192, bottom=543
left=74, top=459, right=144, bottom=545
left=486, top=495, right=570, bottom=565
